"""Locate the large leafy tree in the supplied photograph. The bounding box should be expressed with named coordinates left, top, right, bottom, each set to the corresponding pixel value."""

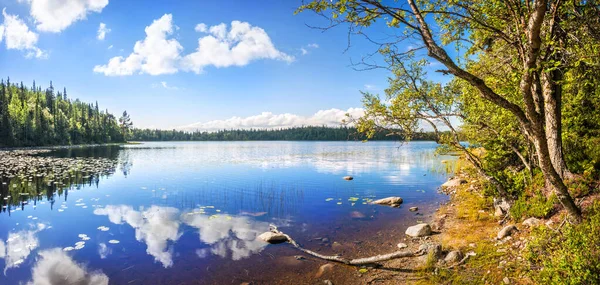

left=298, top=0, right=600, bottom=221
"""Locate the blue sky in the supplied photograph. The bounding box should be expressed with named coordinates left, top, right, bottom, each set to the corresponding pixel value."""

left=0, top=0, right=449, bottom=130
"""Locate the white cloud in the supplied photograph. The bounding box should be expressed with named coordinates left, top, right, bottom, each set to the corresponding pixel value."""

left=194, top=23, right=207, bottom=33
left=107, top=44, right=112, bottom=49
left=93, top=205, right=181, bottom=267
left=94, top=16, right=293, bottom=76
left=182, top=20, right=294, bottom=73
left=152, top=81, right=179, bottom=90
left=0, top=8, right=46, bottom=58
left=27, top=0, right=109, bottom=33
left=178, top=108, right=364, bottom=132
left=28, top=248, right=109, bottom=285
left=93, top=14, right=182, bottom=76
left=300, top=43, right=319, bottom=55
left=97, top=22, right=110, bottom=40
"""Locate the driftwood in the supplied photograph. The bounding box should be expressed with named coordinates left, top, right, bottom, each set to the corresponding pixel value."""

left=263, top=225, right=426, bottom=265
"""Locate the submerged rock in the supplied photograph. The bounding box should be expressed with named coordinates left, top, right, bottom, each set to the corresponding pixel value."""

left=405, top=223, right=432, bottom=237
left=258, top=232, right=288, bottom=244
left=497, top=225, right=518, bottom=239
left=315, top=263, right=334, bottom=278
left=372, top=197, right=403, bottom=207
left=409, top=207, right=418, bottom=212
left=343, top=176, right=353, bottom=180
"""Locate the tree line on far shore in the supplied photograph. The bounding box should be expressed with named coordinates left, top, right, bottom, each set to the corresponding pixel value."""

left=0, top=78, right=124, bottom=147
left=128, top=126, right=441, bottom=141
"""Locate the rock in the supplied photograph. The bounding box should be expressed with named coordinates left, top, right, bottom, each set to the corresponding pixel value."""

left=503, top=277, right=511, bottom=284
left=350, top=211, right=366, bottom=219
left=343, top=176, right=353, bottom=180
left=493, top=198, right=511, bottom=217
left=372, top=197, right=403, bottom=207
left=419, top=243, right=442, bottom=259
left=405, top=223, right=432, bottom=237
left=444, top=250, right=464, bottom=263
left=409, top=207, right=418, bottom=212
left=441, top=177, right=467, bottom=189
left=323, top=280, right=333, bottom=285
left=258, top=232, right=288, bottom=244
left=315, top=263, right=334, bottom=278
left=522, top=217, right=541, bottom=227
left=497, top=225, right=518, bottom=239
left=397, top=242, right=408, bottom=249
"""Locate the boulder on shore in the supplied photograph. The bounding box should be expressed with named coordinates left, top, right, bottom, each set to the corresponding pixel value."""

left=522, top=217, right=541, bottom=227
left=441, top=177, right=467, bottom=189
left=497, top=225, right=518, bottom=239
left=372, top=197, right=403, bottom=207
left=259, top=232, right=288, bottom=244
left=405, top=223, right=432, bottom=237
left=444, top=250, right=464, bottom=263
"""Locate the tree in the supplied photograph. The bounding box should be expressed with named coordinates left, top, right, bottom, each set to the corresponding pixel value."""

left=119, top=111, right=133, bottom=140
left=297, top=0, right=600, bottom=221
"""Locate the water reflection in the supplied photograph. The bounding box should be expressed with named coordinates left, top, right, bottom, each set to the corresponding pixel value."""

left=93, top=205, right=181, bottom=268
left=0, top=223, right=48, bottom=273
left=28, top=248, right=109, bottom=285
left=182, top=209, right=269, bottom=261
left=93, top=204, right=270, bottom=267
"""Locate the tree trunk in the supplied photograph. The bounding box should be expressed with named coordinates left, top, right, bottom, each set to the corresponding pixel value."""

left=543, top=67, right=573, bottom=180
left=532, top=124, right=581, bottom=222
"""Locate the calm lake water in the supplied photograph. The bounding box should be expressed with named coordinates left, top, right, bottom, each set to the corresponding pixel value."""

left=0, top=141, right=456, bottom=284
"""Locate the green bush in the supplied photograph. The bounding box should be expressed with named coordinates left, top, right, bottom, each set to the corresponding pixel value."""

left=525, top=202, right=600, bottom=284
left=510, top=191, right=557, bottom=220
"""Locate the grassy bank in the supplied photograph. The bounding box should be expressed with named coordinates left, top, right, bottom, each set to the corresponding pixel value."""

left=420, top=164, right=600, bottom=284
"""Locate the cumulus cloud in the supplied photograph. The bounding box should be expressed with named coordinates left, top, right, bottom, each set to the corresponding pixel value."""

left=97, top=22, right=110, bottom=40
left=93, top=205, right=181, bottom=267
left=178, top=108, right=365, bottom=132
left=93, top=14, right=182, bottom=76
left=0, top=8, right=46, bottom=58
left=28, top=248, right=109, bottom=285
left=181, top=20, right=294, bottom=73
left=94, top=15, right=292, bottom=76
left=194, top=23, right=207, bottom=33
left=182, top=211, right=269, bottom=261
left=26, top=0, right=109, bottom=33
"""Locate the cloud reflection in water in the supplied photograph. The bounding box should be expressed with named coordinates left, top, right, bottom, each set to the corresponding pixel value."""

left=93, top=205, right=270, bottom=267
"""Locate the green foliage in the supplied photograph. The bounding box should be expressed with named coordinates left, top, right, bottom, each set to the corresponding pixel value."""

left=510, top=192, right=557, bottom=220
left=0, top=78, right=124, bottom=147
left=526, top=202, right=600, bottom=284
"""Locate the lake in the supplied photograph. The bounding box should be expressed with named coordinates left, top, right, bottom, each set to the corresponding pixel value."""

left=0, top=141, right=456, bottom=284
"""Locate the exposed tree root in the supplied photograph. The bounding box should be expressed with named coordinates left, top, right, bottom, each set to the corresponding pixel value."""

left=265, top=225, right=426, bottom=265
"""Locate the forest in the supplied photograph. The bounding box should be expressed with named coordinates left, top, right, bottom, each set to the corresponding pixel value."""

left=0, top=78, right=124, bottom=147
left=128, top=126, right=439, bottom=141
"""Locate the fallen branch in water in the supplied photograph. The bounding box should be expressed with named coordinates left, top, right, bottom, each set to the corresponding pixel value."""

left=261, top=225, right=426, bottom=265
